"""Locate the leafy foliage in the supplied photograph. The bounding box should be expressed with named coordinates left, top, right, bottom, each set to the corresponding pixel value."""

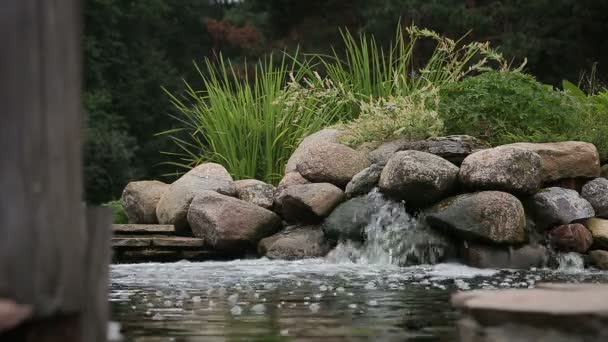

left=438, top=71, right=579, bottom=146
left=102, top=200, right=129, bottom=224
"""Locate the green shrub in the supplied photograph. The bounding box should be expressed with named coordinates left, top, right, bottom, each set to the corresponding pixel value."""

left=102, top=200, right=128, bottom=224
left=439, top=71, right=579, bottom=145
left=337, top=89, right=444, bottom=147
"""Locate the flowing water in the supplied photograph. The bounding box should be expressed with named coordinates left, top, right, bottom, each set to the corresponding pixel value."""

left=110, top=190, right=608, bottom=341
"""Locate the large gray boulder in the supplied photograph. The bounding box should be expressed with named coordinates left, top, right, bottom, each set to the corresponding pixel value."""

left=581, top=178, right=608, bottom=218
left=296, top=142, right=370, bottom=187
left=426, top=191, right=527, bottom=245
left=459, top=146, right=543, bottom=195
left=527, top=187, right=595, bottom=231
left=378, top=150, right=459, bottom=208
left=187, top=191, right=281, bottom=252
left=156, top=163, right=236, bottom=232
left=235, top=179, right=275, bottom=210
left=322, top=196, right=374, bottom=243
left=344, top=164, right=383, bottom=198
left=285, top=129, right=341, bottom=173
left=280, top=183, right=344, bottom=223
left=369, top=135, right=488, bottom=166
left=121, top=180, right=168, bottom=224
left=506, top=141, right=601, bottom=182
left=258, top=225, right=331, bottom=259
left=460, top=243, right=548, bottom=269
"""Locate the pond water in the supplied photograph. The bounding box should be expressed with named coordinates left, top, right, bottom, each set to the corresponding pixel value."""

left=110, top=257, right=608, bottom=342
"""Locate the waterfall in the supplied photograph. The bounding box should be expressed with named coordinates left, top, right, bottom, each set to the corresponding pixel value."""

left=556, top=252, right=585, bottom=273
left=326, top=189, right=451, bottom=266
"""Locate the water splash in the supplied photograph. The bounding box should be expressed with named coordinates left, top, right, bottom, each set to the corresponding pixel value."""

left=556, top=252, right=585, bottom=273
left=326, top=189, right=451, bottom=266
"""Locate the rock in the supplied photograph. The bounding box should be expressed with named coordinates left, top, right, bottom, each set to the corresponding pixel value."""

left=589, top=250, right=608, bottom=270
left=584, top=218, right=608, bottom=250
left=378, top=150, right=459, bottom=207
left=274, top=172, right=311, bottom=213
left=280, top=183, right=345, bottom=223
left=506, top=141, right=601, bottom=183
left=368, top=135, right=488, bottom=166
left=344, top=164, right=383, bottom=197
left=156, top=163, right=236, bottom=232
left=581, top=178, right=608, bottom=218
left=601, top=164, right=608, bottom=178
left=285, top=129, right=341, bottom=173
left=187, top=191, right=281, bottom=252
left=459, top=146, right=543, bottom=195
left=426, top=191, right=527, bottom=245
left=121, top=180, right=168, bottom=224
left=527, top=187, right=595, bottom=231
left=322, top=196, right=374, bottom=243
left=460, top=243, right=547, bottom=269
left=257, top=225, right=330, bottom=259
left=235, top=179, right=275, bottom=209
left=548, top=223, right=593, bottom=253
left=296, top=142, right=370, bottom=187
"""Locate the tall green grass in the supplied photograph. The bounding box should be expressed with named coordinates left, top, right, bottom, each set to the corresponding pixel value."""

left=163, top=54, right=343, bottom=184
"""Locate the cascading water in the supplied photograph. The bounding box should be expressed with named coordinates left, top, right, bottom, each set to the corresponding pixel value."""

left=326, top=188, right=452, bottom=266
left=556, top=252, right=586, bottom=272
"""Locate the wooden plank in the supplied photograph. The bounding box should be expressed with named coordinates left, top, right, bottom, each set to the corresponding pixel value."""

left=112, top=224, right=176, bottom=234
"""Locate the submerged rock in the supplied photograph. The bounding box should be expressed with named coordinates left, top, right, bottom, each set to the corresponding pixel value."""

left=527, top=187, right=595, bottom=231
left=379, top=150, right=459, bottom=208
left=460, top=243, right=547, bottom=269
left=296, top=142, right=370, bottom=187
left=506, top=141, right=601, bottom=182
left=121, top=180, right=168, bottom=224
left=459, top=145, right=542, bottom=195
left=589, top=250, right=608, bottom=270
left=258, top=225, right=330, bottom=259
left=426, top=191, right=527, bottom=245
left=187, top=191, right=281, bottom=252
left=156, top=163, right=236, bottom=232
left=235, top=179, right=275, bottom=210
left=279, top=183, right=344, bottom=223
left=584, top=218, right=608, bottom=250
left=285, top=129, right=341, bottom=173
left=322, top=196, right=374, bottom=243
left=581, top=178, right=608, bottom=218
left=368, top=135, right=488, bottom=166
left=345, top=164, right=383, bottom=198
left=549, top=223, right=593, bottom=253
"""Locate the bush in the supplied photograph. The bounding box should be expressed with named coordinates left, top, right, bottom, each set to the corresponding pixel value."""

left=102, top=200, right=128, bottom=224
left=337, top=89, right=444, bottom=147
left=438, top=71, right=579, bottom=145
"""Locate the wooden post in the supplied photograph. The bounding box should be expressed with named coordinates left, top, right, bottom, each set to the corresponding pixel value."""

left=0, top=1, right=110, bottom=341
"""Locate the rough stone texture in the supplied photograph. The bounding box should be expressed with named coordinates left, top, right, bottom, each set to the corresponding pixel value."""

left=121, top=180, right=168, bottom=224
left=273, top=172, right=311, bottom=213
left=549, top=223, right=593, bottom=253
left=426, top=191, right=527, bottom=245
left=527, top=187, right=595, bottom=231
left=581, top=178, right=608, bottom=218
left=235, top=179, right=275, bottom=209
left=584, top=218, right=608, bottom=250
left=453, top=284, right=608, bottom=341
left=379, top=150, right=459, bottom=207
left=459, top=243, right=547, bottom=269
left=589, top=250, right=608, bottom=270
left=459, top=145, right=543, bottom=195
left=296, top=142, right=371, bottom=187
left=285, top=129, right=341, bottom=173
left=506, top=141, right=601, bottom=183
left=280, top=183, right=345, bottom=223
left=258, top=225, right=331, bottom=260
left=601, top=164, right=608, bottom=179
left=344, top=164, right=383, bottom=198
left=156, top=163, right=236, bottom=232
left=369, top=135, right=488, bottom=166
left=187, top=191, right=281, bottom=252
left=322, top=196, right=374, bottom=243
left=112, top=224, right=175, bottom=234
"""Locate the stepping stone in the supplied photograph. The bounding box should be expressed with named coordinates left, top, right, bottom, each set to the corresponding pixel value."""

left=112, top=235, right=204, bottom=249
left=112, top=224, right=175, bottom=234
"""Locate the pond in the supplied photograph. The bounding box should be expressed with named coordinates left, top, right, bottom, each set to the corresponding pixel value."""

left=110, top=257, right=608, bottom=342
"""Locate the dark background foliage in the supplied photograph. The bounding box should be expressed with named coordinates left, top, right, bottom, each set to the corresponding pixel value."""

left=84, top=0, right=608, bottom=203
